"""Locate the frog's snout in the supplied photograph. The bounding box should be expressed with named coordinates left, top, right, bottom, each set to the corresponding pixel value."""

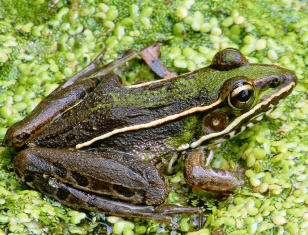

left=284, top=70, right=298, bottom=86
left=275, top=70, right=298, bottom=97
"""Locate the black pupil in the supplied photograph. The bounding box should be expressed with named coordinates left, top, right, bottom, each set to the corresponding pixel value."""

left=236, top=89, right=251, bottom=102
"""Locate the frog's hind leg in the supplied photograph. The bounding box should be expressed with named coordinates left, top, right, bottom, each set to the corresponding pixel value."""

left=184, top=151, right=244, bottom=194
left=14, top=147, right=202, bottom=228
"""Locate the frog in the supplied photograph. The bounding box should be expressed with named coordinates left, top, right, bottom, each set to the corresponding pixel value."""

left=4, top=43, right=297, bottom=227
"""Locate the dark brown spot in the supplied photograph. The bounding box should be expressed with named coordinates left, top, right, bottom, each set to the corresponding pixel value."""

left=113, top=184, right=135, bottom=198
left=56, top=187, right=70, bottom=200
left=72, top=171, right=89, bottom=187
left=53, top=162, right=67, bottom=178
left=78, top=90, right=86, bottom=99
left=24, top=174, right=34, bottom=182
left=91, top=181, right=109, bottom=192
left=38, top=176, right=54, bottom=194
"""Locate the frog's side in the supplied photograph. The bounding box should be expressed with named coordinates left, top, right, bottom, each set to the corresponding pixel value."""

left=4, top=44, right=297, bottom=227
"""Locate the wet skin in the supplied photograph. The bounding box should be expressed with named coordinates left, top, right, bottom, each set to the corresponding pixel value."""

left=4, top=43, right=297, bottom=227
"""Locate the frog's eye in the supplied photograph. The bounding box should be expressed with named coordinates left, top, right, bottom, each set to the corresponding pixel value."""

left=228, top=81, right=255, bottom=110
left=211, top=48, right=249, bottom=71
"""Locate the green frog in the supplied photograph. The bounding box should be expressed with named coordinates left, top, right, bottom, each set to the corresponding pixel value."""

left=4, top=43, right=297, bottom=227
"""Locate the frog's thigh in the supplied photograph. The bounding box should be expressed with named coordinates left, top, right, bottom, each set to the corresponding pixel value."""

left=14, top=148, right=172, bottom=224
left=14, top=147, right=201, bottom=226
left=14, top=147, right=168, bottom=205
left=184, top=151, right=244, bottom=194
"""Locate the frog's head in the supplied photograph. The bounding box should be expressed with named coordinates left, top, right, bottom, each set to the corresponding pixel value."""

left=190, top=48, right=297, bottom=148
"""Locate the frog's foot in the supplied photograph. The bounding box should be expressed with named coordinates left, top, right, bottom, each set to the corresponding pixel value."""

left=184, top=151, right=244, bottom=194
left=154, top=204, right=203, bottom=229
left=32, top=178, right=196, bottom=228
left=14, top=147, right=202, bottom=228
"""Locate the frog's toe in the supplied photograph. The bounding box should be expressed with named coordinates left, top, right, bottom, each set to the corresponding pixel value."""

left=154, top=204, right=203, bottom=229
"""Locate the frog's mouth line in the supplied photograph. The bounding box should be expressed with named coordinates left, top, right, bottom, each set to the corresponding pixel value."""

left=190, top=80, right=296, bottom=148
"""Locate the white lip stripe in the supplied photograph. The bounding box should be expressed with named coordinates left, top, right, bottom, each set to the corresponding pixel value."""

left=190, top=81, right=295, bottom=148
left=76, top=99, right=222, bottom=149
left=177, top=143, right=190, bottom=151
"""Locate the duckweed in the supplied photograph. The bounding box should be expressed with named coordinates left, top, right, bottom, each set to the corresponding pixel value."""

left=176, top=6, right=189, bottom=19
left=69, top=211, right=86, bottom=225
left=180, top=217, right=191, bottom=232
left=255, top=39, right=267, bottom=50
left=174, top=59, right=188, bottom=69
left=0, top=51, right=8, bottom=63
left=0, top=0, right=306, bottom=234
left=173, top=23, right=185, bottom=36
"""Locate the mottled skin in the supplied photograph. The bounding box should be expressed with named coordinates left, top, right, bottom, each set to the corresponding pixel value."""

left=4, top=44, right=297, bottom=227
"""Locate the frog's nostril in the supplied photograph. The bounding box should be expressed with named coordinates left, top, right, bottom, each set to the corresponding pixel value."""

left=269, top=77, right=281, bottom=88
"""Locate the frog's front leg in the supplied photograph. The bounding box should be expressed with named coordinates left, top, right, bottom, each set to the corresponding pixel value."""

left=184, top=151, right=244, bottom=194
left=14, top=147, right=202, bottom=227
